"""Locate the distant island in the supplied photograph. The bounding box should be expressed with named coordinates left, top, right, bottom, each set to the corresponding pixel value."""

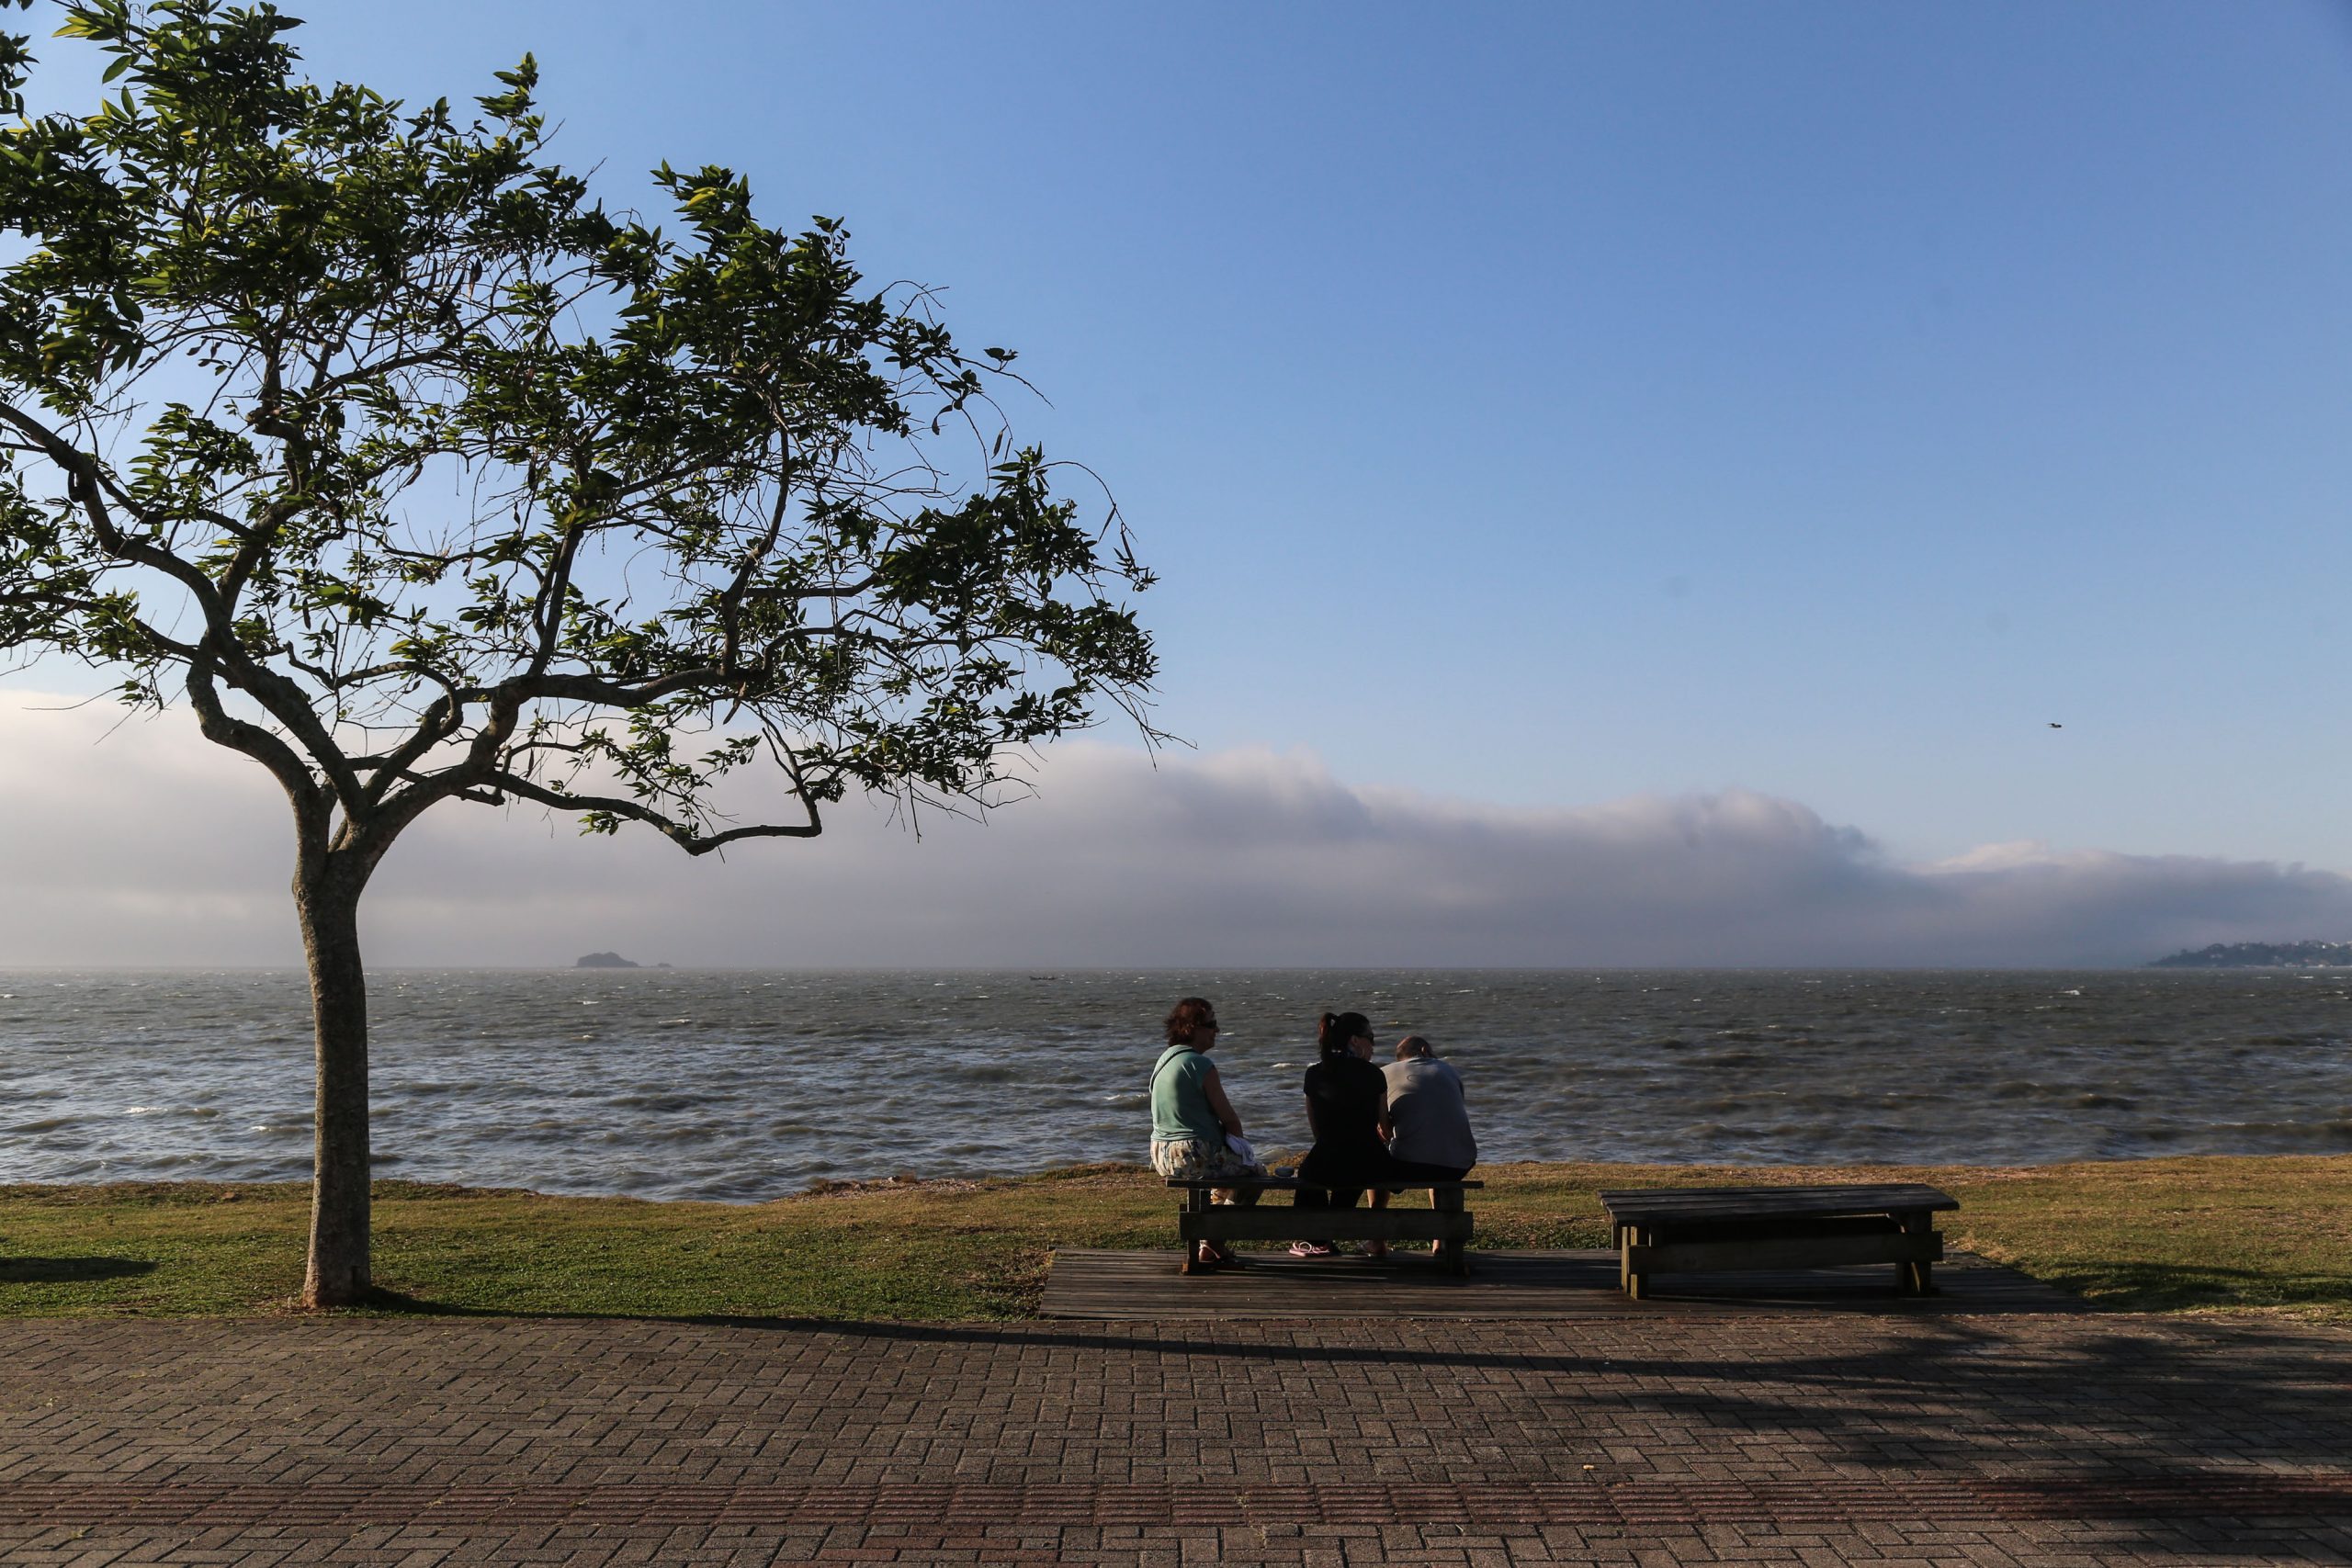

left=2150, top=941, right=2352, bottom=969
left=574, top=952, right=641, bottom=969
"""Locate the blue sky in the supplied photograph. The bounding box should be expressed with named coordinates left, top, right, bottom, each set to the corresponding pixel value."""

left=288, top=0, right=2352, bottom=867
left=9, top=2, right=2352, bottom=964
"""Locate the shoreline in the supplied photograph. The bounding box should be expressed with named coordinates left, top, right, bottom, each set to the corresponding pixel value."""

left=10, top=1146, right=2352, bottom=1205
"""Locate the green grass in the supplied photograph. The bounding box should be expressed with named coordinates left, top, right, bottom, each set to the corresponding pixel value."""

left=2, top=1155, right=2346, bottom=1322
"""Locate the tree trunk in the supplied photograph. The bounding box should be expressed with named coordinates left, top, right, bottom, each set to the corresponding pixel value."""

left=297, top=867, right=371, bottom=1307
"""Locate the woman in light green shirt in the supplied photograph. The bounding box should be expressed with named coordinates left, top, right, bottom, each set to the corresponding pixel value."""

left=1148, top=997, right=1262, bottom=1269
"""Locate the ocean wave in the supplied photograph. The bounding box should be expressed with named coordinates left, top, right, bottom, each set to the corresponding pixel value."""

left=605, top=1093, right=726, bottom=1112
left=7, top=966, right=2352, bottom=1197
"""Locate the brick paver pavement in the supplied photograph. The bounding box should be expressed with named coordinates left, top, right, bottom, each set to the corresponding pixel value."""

left=1, top=1311, right=2347, bottom=1564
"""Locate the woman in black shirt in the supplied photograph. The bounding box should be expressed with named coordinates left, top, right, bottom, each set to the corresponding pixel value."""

left=1294, top=1010, right=1458, bottom=1257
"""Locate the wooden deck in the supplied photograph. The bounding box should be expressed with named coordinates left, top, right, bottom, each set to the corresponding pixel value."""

left=1041, top=1248, right=2085, bottom=1319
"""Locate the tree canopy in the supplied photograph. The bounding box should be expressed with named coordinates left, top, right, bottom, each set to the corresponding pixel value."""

left=0, top=0, right=1158, bottom=1304
left=0, top=0, right=1157, bottom=877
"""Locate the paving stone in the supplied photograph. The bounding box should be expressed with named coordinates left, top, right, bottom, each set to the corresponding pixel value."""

left=1, top=1314, right=2348, bottom=1563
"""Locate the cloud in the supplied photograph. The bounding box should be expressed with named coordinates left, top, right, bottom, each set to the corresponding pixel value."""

left=2, top=690, right=2348, bottom=968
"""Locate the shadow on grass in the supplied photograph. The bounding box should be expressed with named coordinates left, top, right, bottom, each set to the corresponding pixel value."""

left=2030, top=1258, right=2352, bottom=1312
left=0, top=1257, right=158, bottom=1283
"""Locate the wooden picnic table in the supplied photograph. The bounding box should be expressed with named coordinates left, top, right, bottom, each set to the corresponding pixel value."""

left=1165, top=1176, right=1484, bottom=1277
left=1598, top=1182, right=1958, bottom=1300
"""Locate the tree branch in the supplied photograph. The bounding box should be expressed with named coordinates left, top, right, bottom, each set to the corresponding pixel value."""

left=0, top=400, right=374, bottom=817
left=447, top=767, right=822, bottom=855
left=184, top=656, right=334, bottom=867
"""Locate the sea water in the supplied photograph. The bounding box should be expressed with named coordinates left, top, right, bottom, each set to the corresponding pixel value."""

left=3, top=967, right=2348, bottom=1201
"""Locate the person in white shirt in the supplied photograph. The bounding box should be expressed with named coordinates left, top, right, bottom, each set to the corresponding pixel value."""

left=1383, top=1034, right=1476, bottom=1181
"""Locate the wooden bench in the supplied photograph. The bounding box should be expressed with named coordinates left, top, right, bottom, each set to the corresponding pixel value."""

left=1166, top=1176, right=1484, bottom=1277
left=1598, top=1183, right=1958, bottom=1299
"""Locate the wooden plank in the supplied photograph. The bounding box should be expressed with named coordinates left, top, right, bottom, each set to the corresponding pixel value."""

left=1599, top=1184, right=1957, bottom=1223
left=1611, top=1182, right=1952, bottom=1203
left=1600, top=1185, right=1947, bottom=1206
left=1599, top=1183, right=1957, bottom=1212
left=1627, top=1231, right=1943, bottom=1275
left=1641, top=1214, right=1903, bottom=1244
left=1164, top=1178, right=1485, bottom=1191
left=1181, top=1209, right=1475, bottom=1243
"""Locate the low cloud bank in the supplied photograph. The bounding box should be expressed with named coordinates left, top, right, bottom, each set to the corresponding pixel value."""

left=3, top=693, right=2347, bottom=967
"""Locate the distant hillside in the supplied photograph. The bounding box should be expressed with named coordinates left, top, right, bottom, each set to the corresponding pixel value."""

left=574, top=951, right=641, bottom=969
left=2150, top=941, right=2352, bottom=969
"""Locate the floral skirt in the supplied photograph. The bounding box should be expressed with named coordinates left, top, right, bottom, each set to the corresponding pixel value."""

left=1149, top=1136, right=1264, bottom=1205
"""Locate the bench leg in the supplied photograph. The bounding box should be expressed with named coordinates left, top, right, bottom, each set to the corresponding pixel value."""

left=1180, top=1189, right=1208, bottom=1275
left=1899, top=1210, right=1936, bottom=1295
left=1622, top=1224, right=1645, bottom=1300
left=1435, top=1186, right=1469, bottom=1277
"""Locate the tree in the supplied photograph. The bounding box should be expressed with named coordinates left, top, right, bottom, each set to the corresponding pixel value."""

left=0, top=1, right=1157, bottom=1304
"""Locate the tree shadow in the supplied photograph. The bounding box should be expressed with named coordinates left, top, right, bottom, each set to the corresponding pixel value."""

left=359, top=1288, right=547, bottom=1316
left=0, top=1257, right=157, bottom=1284
left=207, top=1281, right=2352, bottom=1560
left=814, top=1313, right=2352, bottom=1556
left=2024, top=1258, right=2352, bottom=1313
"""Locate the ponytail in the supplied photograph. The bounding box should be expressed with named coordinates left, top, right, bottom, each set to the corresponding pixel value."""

left=1317, top=1010, right=1371, bottom=1062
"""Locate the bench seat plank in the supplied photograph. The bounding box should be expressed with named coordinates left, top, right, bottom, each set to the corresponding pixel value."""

left=1170, top=1177, right=1481, bottom=1276
left=1164, top=1178, right=1484, bottom=1191
left=1180, top=1210, right=1475, bottom=1244
left=1627, top=1230, right=1943, bottom=1276
left=1599, top=1184, right=1955, bottom=1224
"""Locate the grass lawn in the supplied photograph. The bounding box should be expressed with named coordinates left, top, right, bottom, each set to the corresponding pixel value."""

left=2, top=1155, right=2346, bottom=1322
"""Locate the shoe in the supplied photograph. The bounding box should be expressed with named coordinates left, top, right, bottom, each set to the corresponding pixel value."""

left=1289, top=1241, right=1335, bottom=1258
